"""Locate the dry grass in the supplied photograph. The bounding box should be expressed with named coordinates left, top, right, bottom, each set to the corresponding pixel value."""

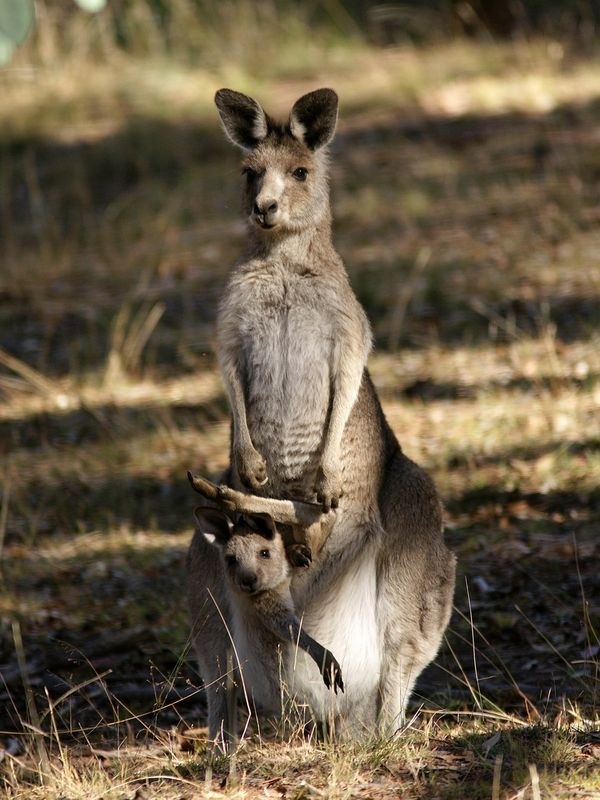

left=2, top=710, right=599, bottom=799
left=1, top=5, right=600, bottom=798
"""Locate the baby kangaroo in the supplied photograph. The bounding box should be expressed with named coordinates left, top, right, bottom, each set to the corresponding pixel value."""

left=192, top=505, right=344, bottom=747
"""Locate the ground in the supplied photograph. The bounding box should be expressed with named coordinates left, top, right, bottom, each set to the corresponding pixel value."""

left=0, top=10, right=599, bottom=798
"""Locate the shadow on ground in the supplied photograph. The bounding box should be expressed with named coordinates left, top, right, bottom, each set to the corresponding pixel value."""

left=2, top=94, right=600, bottom=379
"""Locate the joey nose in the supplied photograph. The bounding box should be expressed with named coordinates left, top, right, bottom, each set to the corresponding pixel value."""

left=238, top=572, right=257, bottom=593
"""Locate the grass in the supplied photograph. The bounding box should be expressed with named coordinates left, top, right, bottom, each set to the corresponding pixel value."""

left=1, top=3, right=600, bottom=797
left=2, top=712, right=598, bottom=799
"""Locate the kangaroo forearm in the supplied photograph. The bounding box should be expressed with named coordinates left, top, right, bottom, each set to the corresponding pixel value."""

left=257, top=606, right=331, bottom=677
left=253, top=600, right=312, bottom=653
left=274, top=614, right=326, bottom=666
left=253, top=597, right=303, bottom=645
left=296, top=629, right=329, bottom=670
left=321, top=395, right=354, bottom=467
left=222, top=365, right=253, bottom=450
left=321, top=339, right=369, bottom=468
left=188, top=473, right=330, bottom=527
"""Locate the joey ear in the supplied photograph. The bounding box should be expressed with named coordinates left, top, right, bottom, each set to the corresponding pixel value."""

left=215, top=88, right=269, bottom=150
left=194, top=506, right=232, bottom=544
left=289, top=88, right=338, bottom=150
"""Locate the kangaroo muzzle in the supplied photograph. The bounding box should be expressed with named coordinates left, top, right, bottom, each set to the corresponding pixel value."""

left=253, top=198, right=279, bottom=229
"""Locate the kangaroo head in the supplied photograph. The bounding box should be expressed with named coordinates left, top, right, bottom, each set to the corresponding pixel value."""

left=215, top=88, right=338, bottom=233
left=195, top=507, right=289, bottom=595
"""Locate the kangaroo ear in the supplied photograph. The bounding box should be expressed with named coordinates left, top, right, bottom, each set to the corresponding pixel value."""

left=289, top=88, right=338, bottom=150
left=194, top=506, right=232, bottom=544
left=215, top=88, right=269, bottom=150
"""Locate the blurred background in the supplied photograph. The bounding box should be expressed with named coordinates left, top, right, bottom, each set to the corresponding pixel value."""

left=1, top=0, right=599, bottom=792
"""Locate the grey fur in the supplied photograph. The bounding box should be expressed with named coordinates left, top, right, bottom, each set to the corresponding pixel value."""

left=188, top=507, right=343, bottom=751
left=187, top=88, right=456, bottom=746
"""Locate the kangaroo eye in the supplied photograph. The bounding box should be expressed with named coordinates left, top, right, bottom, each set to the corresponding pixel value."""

left=225, top=555, right=237, bottom=566
left=292, top=167, right=308, bottom=182
left=242, top=167, right=258, bottom=182
left=259, top=549, right=270, bottom=559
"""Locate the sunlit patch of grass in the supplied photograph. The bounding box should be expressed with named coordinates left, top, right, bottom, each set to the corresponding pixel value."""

left=0, top=367, right=224, bottom=423
left=6, top=711, right=599, bottom=799
left=369, top=336, right=600, bottom=469
left=444, top=716, right=600, bottom=800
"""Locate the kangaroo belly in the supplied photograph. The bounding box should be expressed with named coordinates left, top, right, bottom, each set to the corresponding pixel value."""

left=243, top=297, right=332, bottom=491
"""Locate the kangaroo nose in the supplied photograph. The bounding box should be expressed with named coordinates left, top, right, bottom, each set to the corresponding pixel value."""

left=254, top=200, right=278, bottom=216
left=238, top=572, right=257, bottom=593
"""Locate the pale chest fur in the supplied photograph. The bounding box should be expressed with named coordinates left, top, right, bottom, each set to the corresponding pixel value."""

left=230, top=598, right=287, bottom=714
left=219, top=262, right=338, bottom=493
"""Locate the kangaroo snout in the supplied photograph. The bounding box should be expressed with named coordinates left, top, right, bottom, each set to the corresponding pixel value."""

left=253, top=198, right=279, bottom=228
left=237, top=570, right=258, bottom=593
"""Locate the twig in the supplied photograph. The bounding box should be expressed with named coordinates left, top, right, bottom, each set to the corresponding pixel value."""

left=465, top=577, right=482, bottom=710
left=492, top=753, right=503, bottom=800
left=0, top=473, right=11, bottom=563
left=0, top=347, right=59, bottom=400
left=12, top=622, right=50, bottom=781
left=529, top=763, right=541, bottom=800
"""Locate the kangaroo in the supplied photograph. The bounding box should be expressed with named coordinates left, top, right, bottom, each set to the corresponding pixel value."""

left=191, top=506, right=344, bottom=745
left=187, top=88, right=456, bottom=746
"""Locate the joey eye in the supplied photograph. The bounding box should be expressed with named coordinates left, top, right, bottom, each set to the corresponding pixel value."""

left=292, top=167, right=308, bottom=182
left=225, top=555, right=237, bottom=566
left=259, top=549, right=270, bottom=559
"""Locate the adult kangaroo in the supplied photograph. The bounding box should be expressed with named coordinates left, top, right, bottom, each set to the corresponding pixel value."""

left=187, top=87, right=456, bottom=745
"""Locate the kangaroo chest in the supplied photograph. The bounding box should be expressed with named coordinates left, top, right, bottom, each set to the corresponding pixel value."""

left=229, top=266, right=334, bottom=490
